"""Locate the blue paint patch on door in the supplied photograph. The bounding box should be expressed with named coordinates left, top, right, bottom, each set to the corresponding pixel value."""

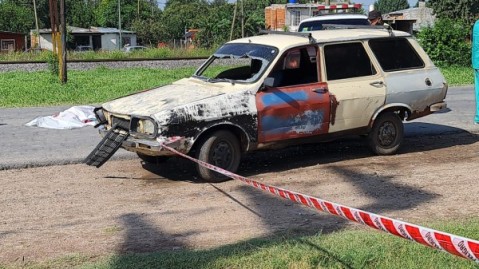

left=261, top=109, right=325, bottom=135
left=261, top=91, right=308, bottom=107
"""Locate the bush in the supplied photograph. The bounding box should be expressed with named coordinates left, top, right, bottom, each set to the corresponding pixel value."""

left=416, top=18, right=471, bottom=67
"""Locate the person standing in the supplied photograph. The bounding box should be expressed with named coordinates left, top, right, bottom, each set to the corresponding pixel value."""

left=473, top=19, right=479, bottom=124
left=368, top=10, right=383, bottom=26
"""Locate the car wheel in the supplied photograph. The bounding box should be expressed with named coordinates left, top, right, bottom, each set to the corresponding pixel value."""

left=137, top=153, right=169, bottom=164
left=368, top=112, right=404, bottom=155
left=196, top=130, right=241, bottom=182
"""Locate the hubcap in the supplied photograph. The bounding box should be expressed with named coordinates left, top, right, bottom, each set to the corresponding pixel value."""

left=211, top=141, right=233, bottom=168
left=378, top=122, right=396, bottom=147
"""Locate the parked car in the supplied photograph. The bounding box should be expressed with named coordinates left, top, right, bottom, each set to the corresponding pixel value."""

left=122, top=45, right=147, bottom=52
left=74, top=45, right=93, bottom=52
left=85, top=27, right=448, bottom=182
left=298, top=14, right=370, bottom=32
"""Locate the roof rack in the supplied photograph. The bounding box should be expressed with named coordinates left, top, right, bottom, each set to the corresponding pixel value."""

left=259, top=30, right=316, bottom=44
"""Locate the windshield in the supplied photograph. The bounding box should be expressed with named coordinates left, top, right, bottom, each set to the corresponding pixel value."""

left=194, top=43, right=278, bottom=84
left=299, top=18, right=370, bottom=32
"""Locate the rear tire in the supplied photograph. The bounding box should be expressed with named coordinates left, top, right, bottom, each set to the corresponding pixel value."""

left=195, top=130, right=241, bottom=182
left=368, top=112, right=403, bottom=155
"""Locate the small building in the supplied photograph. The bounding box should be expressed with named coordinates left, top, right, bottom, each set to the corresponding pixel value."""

left=32, top=26, right=137, bottom=51
left=383, top=1, right=435, bottom=34
left=265, top=2, right=362, bottom=32
left=0, top=31, right=26, bottom=52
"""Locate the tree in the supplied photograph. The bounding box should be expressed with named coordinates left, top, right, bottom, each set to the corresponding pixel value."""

left=427, top=0, right=479, bottom=25
left=95, top=0, right=160, bottom=29
left=66, top=0, right=98, bottom=28
left=160, top=0, right=209, bottom=41
left=417, top=18, right=471, bottom=66
left=374, top=0, right=409, bottom=14
left=0, top=1, right=34, bottom=33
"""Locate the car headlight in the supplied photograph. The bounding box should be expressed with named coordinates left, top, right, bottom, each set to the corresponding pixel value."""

left=130, top=116, right=158, bottom=138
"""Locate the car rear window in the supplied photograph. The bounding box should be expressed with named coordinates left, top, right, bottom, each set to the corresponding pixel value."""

left=324, top=42, right=376, bottom=80
left=299, top=18, right=370, bottom=32
left=368, top=38, right=425, bottom=72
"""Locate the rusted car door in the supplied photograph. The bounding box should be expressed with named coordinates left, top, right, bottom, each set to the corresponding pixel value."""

left=256, top=82, right=331, bottom=143
left=256, top=46, right=331, bottom=143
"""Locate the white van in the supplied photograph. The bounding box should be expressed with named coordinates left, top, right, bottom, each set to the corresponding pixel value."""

left=298, top=14, right=370, bottom=32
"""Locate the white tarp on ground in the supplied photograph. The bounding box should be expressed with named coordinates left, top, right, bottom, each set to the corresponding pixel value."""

left=25, top=105, right=97, bottom=129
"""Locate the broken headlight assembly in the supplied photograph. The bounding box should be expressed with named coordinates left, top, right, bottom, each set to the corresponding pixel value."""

left=130, top=116, right=158, bottom=138
left=93, top=107, right=107, bottom=127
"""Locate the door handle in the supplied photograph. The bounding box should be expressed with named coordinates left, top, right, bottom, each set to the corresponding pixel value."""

left=313, top=87, right=328, bottom=94
left=370, top=81, right=384, bottom=87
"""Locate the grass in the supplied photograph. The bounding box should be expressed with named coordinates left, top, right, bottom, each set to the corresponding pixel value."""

left=3, top=218, right=479, bottom=269
left=0, top=67, right=196, bottom=107
left=439, top=65, right=474, bottom=86
left=0, top=65, right=473, bottom=108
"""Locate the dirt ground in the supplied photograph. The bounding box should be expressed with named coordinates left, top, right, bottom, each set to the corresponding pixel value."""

left=1, top=131, right=479, bottom=265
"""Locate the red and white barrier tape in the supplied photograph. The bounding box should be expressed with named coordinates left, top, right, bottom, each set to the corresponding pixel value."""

left=160, top=143, right=479, bottom=263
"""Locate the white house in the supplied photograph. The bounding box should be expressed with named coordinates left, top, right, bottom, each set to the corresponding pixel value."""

left=32, top=26, right=137, bottom=51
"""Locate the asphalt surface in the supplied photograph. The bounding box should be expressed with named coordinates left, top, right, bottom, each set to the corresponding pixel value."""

left=0, top=85, right=477, bottom=170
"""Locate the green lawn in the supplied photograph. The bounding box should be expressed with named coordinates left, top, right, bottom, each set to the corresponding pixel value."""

left=3, top=218, right=478, bottom=269
left=0, top=67, right=196, bottom=107
left=0, top=65, right=473, bottom=108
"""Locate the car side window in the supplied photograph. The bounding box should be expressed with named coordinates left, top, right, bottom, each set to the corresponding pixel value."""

left=368, top=38, right=424, bottom=72
left=267, top=46, right=318, bottom=87
left=324, top=42, right=376, bottom=81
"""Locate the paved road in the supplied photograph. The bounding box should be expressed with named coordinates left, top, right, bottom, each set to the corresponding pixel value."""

left=0, top=86, right=477, bottom=170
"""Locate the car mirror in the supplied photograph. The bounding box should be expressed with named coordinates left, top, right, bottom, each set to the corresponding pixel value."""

left=262, top=77, right=275, bottom=89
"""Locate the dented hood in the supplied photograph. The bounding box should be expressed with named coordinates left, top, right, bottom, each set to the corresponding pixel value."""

left=102, top=78, right=226, bottom=116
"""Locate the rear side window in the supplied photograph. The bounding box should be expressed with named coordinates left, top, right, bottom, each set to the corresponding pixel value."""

left=369, top=38, right=424, bottom=72
left=324, top=42, right=376, bottom=81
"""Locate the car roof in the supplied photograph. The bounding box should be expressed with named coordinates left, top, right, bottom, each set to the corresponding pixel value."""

left=228, top=28, right=410, bottom=51
left=300, top=13, right=368, bottom=23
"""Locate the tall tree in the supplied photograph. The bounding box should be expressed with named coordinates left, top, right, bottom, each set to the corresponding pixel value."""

left=428, top=0, right=479, bottom=25
left=95, top=0, right=160, bottom=29
left=0, top=1, right=34, bottom=33
left=66, top=0, right=98, bottom=28
left=374, top=0, right=409, bottom=14
left=160, top=0, right=209, bottom=41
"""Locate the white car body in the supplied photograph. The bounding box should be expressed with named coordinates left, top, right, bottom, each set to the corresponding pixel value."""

left=86, top=28, right=448, bottom=181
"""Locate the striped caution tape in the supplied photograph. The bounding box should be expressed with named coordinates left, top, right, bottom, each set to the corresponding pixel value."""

left=160, top=143, right=479, bottom=263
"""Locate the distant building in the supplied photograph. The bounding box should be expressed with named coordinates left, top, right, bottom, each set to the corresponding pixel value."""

left=383, top=1, right=435, bottom=34
left=0, top=31, right=26, bottom=52
left=32, top=26, right=137, bottom=51
left=265, top=2, right=362, bottom=32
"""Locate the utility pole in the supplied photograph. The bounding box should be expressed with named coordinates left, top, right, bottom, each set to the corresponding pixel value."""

left=59, top=0, right=67, bottom=83
left=33, top=0, right=41, bottom=49
left=230, top=0, right=237, bottom=41
left=118, top=0, right=122, bottom=49
left=241, top=0, right=244, bottom=38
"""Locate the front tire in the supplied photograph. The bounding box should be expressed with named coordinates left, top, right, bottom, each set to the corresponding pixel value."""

left=368, top=112, right=404, bottom=155
left=195, top=130, right=241, bottom=182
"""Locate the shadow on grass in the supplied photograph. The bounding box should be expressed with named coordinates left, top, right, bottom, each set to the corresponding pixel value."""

left=110, top=212, right=356, bottom=269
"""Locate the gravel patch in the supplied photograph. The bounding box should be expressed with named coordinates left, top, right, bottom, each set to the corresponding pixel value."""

left=0, top=59, right=207, bottom=73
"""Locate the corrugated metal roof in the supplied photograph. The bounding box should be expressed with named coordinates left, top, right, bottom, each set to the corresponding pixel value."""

left=35, top=26, right=135, bottom=34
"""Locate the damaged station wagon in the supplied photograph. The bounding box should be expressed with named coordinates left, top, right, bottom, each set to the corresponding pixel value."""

left=85, top=27, right=447, bottom=182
